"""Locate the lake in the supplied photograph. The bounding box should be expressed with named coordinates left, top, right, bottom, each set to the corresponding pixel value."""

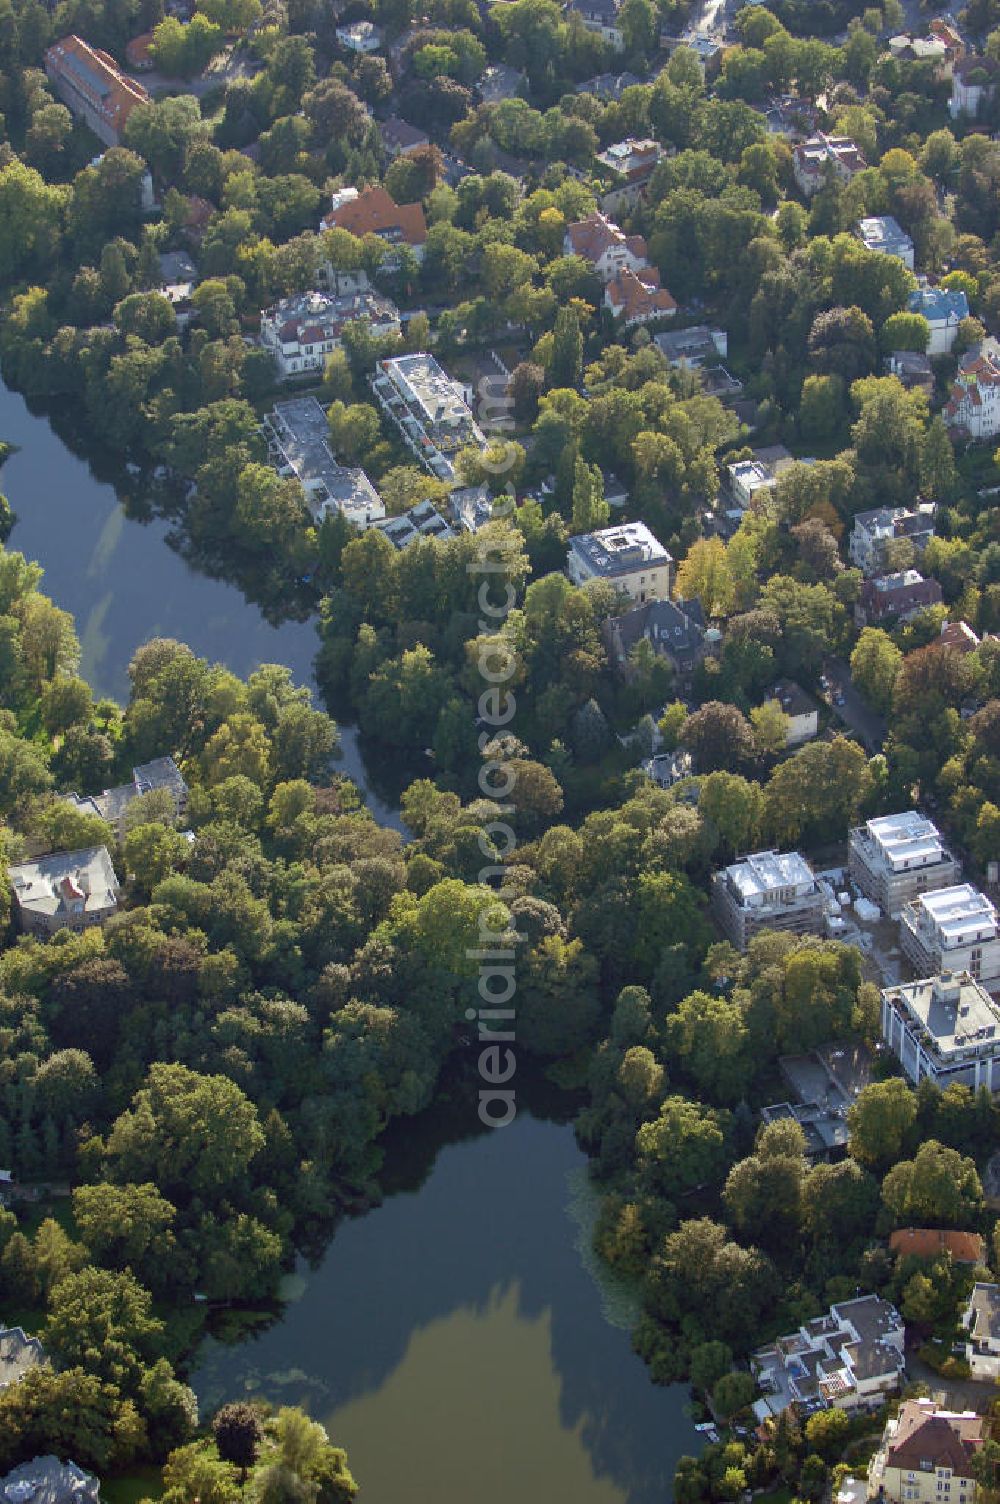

left=192, top=1083, right=701, bottom=1504
left=0, top=372, right=700, bottom=1501
left=0, top=377, right=402, bottom=829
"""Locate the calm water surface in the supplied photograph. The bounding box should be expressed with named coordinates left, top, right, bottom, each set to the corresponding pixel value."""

left=0, top=374, right=699, bottom=1501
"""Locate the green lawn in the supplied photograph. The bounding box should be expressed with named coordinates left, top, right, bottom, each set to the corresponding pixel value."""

left=101, top=1467, right=165, bottom=1504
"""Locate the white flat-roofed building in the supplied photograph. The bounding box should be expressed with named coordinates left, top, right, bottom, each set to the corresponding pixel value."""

left=900, top=885, right=1000, bottom=989
left=881, top=970, right=1000, bottom=1092
left=712, top=848, right=825, bottom=950
left=728, top=458, right=777, bottom=510
left=849, top=811, right=961, bottom=918
left=263, top=397, right=384, bottom=530
left=260, top=289, right=400, bottom=380
left=856, top=215, right=915, bottom=270
left=566, top=522, right=673, bottom=603
left=371, top=354, right=484, bottom=482
left=10, top=847, right=119, bottom=937
left=849, top=503, right=936, bottom=576
left=336, top=18, right=383, bottom=50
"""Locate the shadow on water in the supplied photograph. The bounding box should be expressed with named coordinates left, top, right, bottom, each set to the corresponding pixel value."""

left=192, top=1069, right=698, bottom=1504
left=1, top=374, right=699, bottom=1502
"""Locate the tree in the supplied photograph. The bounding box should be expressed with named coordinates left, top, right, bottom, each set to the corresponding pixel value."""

left=681, top=701, right=756, bottom=772
left=571, top=458, right=609, bottom=533
left=751, top=699, right=789, bottom=755
left=635, top=1096, right=731, bottom=1198
left=666, top=989, right=753, bottom=1103
left=549, top=306, right=583, bottom=388
left=881, top=1139, right=983, bottom=1226
left=698, top=772, right=764, bottom=853
left=848, top=1077, right=917, bottom=1170
left=214, top=1403, right=264, bottom=1483
left=712, top=1371, right=756, bottom=1420
left=763, top=736, right=872, bottom=846
left=850, top=628, right=902, bottom=713
left=44, top=1267, right=163, bottom=1394
left=676, top=539, right=736, bottom=617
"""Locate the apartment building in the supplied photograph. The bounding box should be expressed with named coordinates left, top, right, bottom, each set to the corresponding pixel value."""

left=849, top=504, right=936, bottom=576
left=881, top=970, right=1000, bottom=1091
left=963, top=1284, right=1000, bottom=1378
left=908, top=285, right=969, bottom=355
left=950, top=52, right=1000, bottom=117
left=10, top=847, right=120, bottom=937
left=900, top=885, right=1000, bottom=989
left=711, top=849, right=825, bottom=951
left=849, top=811, right=960, bottom=919
left=375, top=499, right=455, bottom=550
left=754, top=1295, right=905, bottom=1417
left=371, top=353, right=484, bottom=482
left=944, top=339, right=1000, bottom=441
left=262, top=397, right=384, bottom=529
left=566, top=522, right=673, bottom=603
left=868, top=1399, right=982, bottom=1504
left=260, top=289, right=400, bottom=380
left=44, top=34, right=150, bottom=147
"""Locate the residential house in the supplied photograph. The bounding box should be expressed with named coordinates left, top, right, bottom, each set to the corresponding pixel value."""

left=856, top=215, right=915, bottom=270
left=940, top=619, right=981, bottom=654
left=900, top=885, right=1000, bottom=989
left=884, top=350, right=934, bottom=393
left=944, top=338, right=1000, bottom=441
left=563, top=211, right=648, bottom=283
left=765, top=680, right=819, bottom=745
left=0, top=1328, right=46, bottom=1389
left=642, top=749, right=694, bottom=788
left=67, top=756, right=188, bottom=839
left=950, top=52, right=1000, bottom=117
left=711, top=849, right=825, bottom=951
left=9, top=847, right=120, bottom=937
left=881, top=970, right=1000, bottom=1090
left=448, top=485, right=493, bottom=533
left=597, top=138, right=664, bottom=211
left=336, top=19, right=383, bottom=51
left=654, top=325, right=728, bottom=367
left=569, top=0, right=624, bottom=49
left=728, top=458, right=777, bottom=510
left=868, top=1399, right=983, bottom=1504
left=962, top=1283, right=1000, bottom=1378
left=371, top=353, right=485, bottom=482
left=44, top=34, right=150, bottom=147
left=0, top=1457, right=100, bottom=1504
left=263, top=397, right=384, bottom=529
left=856, top=570, right=943, bottom=626
left=929, top=16, right=965, bottom=58
left=888, top=1229, right=985, bottom=1263
left=476, top=64, right=525, bottom=104
left=849, top=811, right=960, bottom=919
left=604, top=266, right=677, bottom=327
left=259, top=288, right=400, bottom=379
left=566, top=522, right=673, bottom=603
left=376, top=499, right=455, bottom=549
left=125, top=31, right=155, bottom=70
left=908, top=285, right=969, bottom=355
left=764, top=94, right=820, bottom=138
left=887, top=32, right=951, bottom=66
left=849, top=504, right=936, bottom=576
left=603, top=596, right=709, bottom=680
left=380, top=116, right=430, bottom=157
left=793, top=134, right=866, bottom=197
left=321, top=185, right=427, bottom=266
left=575, top=70, right=643, bottom=101
left=753, top=1294, right=905, bottom=1417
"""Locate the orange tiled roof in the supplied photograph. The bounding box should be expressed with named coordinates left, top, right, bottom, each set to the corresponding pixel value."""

left=125, top=32, right=155, bottom=67
left=45, top=34, right=150, bottom=132
left=322, top=184, right=427, bottom=246
left=889, top=1228, right=985, bottom=1263
left=606, top=266, right=676, bottom=321
left=566, top=211, right=647, bottom=264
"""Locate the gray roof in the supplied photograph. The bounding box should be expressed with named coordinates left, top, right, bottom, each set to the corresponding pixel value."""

left=609, top=596, right=705, bottom=657
left=0, top=1458, right=99, bottom=1504
left=0, top=1327, right=46, bottom=1389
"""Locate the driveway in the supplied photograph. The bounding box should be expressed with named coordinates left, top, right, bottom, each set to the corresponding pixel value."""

left=823, top=657, right=887, bottom=753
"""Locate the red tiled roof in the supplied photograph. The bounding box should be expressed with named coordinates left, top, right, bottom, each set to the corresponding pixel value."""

left=565, top=211, right=647, bottom=264
left=889, top=1229, right=985, bottom=1263
left=887, top=1402, right=983, bottom=1479
left=322, top=184, right=427, bottom=246
left=606, top=266, right=676, bottom=322
left=45, top=34, right=150, bottom=132
left=125, top=31, right=154, bottom=67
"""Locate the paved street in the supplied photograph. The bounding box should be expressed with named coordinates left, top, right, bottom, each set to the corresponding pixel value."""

left=824, top=656, right=887, bottom=753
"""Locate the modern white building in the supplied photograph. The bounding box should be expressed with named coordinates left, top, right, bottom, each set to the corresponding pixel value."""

left=962, top=1283, right=1000, bottom=1378
left=9, top=847, right=120, bottom=937
left=566, top=523, right=672, bottom=603
left=900, top=884, right=1000, bottom=989
left=849, top=504, right=936, bottom=576
left=335, top=18, right=383, bottom=51
left=263, top=397, right=384, bottom=530
left=711, top=849, right=825, bottom=951
left=753, top=1295, right=905, bottom=1417
left=849, top=811, right=961, bottom=919
left=728, top=458, right=777, bottom=510
left=260, top=289, right=400, bottom=380
left=881, top=970, right=1000, bottom=1091
left=856, top=215, right=915, bottom=270
left=371, top=354, right=485, bottom=483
